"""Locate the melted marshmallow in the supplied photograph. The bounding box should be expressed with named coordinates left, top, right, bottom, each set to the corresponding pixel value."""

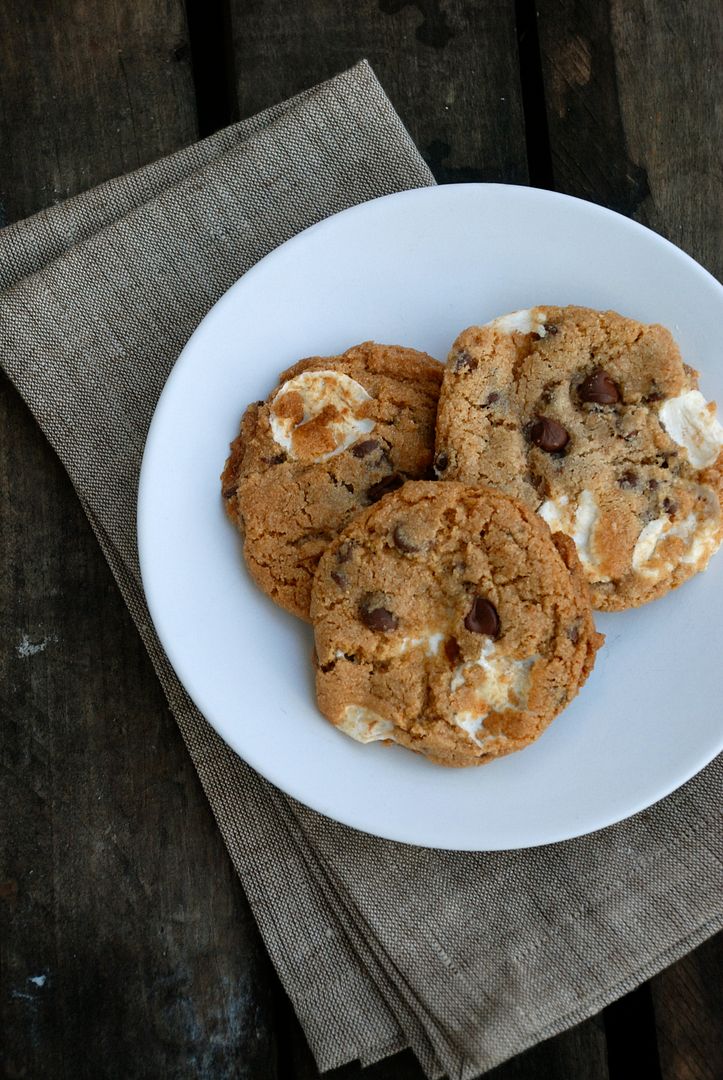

left=485, top=308, right=548, bottom=337
left=538, top=489, right=600, bottom=572
left=572, top=489, right=600, bottom=571
left=397, top=632, right=444, bottom=657
left=338, top=706, right=395, bottom=744
left=450, top=639, right=535, bottom=715
left=632, top=512, right=720, bottom=580
left=269, top=369, right=374, bottom=462
left=680, top=519, right=720, bottom=567
left=658, top=390, right=723, bottom=469
left=538, top=493, right=569, bottom=532
left=452, top=713, right=502, bottom=751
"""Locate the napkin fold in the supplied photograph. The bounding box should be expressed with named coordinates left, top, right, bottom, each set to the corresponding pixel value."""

left=1, top=60, right=720, bottom=1078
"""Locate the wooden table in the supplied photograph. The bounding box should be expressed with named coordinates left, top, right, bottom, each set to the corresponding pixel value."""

left=1, top=2, right=721, bottom=1077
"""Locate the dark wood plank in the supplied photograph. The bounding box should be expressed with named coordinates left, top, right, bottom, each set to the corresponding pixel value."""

left=604, top=984, right=663, bottom=1080
left=486, top=1017, right=609, bottom=1080
left=229, top=0, right=529, bottom=185
left=0, top=385, right=282, bottom=1080
left=0, top=3, right=282, bottom=1078
left=536, top=2, right=722, bottom=1077
left=0, top=0, right=197, bottom=223
left=536, top=0, right=722, bottom=277
left=606, top=0, right=723, bottom=276
left=652, top=935, right=723, bottom=1080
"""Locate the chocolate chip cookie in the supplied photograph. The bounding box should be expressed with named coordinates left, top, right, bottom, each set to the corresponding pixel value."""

left=222, top=342, right=443, bottom=619
left=311, top=481, right=603, bottom=767
left=435, top=306, right=723, bottom=610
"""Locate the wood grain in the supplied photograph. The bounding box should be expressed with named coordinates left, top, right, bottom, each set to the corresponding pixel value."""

left=536, top=1, right=722, bottom=1077
left=652, top=934, right=723, bottom=1080
left=0, top=3, right=280, bottom=1078
left=608, top=0, right=722, bottom=277
left=0, top=397, right=281, bottom=1077
left=0, top=0, right=197, bottom=224
left=536, top=0, right=722, bottom=277
left=229, top=0, right=528, bottom=185
left=483, top=1017, right=610, bottom=1080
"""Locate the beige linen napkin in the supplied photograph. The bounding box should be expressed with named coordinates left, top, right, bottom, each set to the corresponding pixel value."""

left=1, top=60, right=720, bottom=1078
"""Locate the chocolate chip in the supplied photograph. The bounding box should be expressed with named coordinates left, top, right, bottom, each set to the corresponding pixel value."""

left=366, top=473, right=404, bottom=504
left=453, top=350, right=477, bottom=373
left=544, top=323, right=559, bottom=335
left=567, top=624, right=580, bottom=644
left=222, top=483, right=237, bottom=500
left=331, top=570, right=347, bottom=588
left=663, top=496, right=678, bottom=516
left=352, top=439, right=379, bottom=458
left=359, top=601, right=398, bottom=632
left=392, top=524, right=419, bottom=553
left=485, top=391, right=500, bottom=405
left=464, top=597, right=500, bottom=637
left=529, top=416, right=570, bottom=453
left=444, top=637, right=461, bottom=665
left=434, top=451, right=449, bottom=473
left=618, top=469, right=638, bottom=489
left=578, top=368, right=621, bottom=405
left=648, top=478, right=659, bottom=491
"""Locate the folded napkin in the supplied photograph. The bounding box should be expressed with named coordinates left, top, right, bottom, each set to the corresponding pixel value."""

left=1, top=60, right=720, bottom=1078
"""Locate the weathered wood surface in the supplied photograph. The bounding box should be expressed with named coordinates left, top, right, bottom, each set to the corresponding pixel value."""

left=0, top=0, right=197, bottom=225
left=537, top=0, right=722, bottom=275
left=537, top=4, right=722, bottom=1079
left=0, top=4, right=277, bottom=1079
left=652, top=934, right=723, bottom=1080
left=1, top=0, right=721, bottom=1077
left=229, top=0, right=528, bottom=186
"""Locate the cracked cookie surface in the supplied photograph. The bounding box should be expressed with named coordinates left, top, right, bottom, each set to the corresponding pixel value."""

left=222, top=342, right=442, bottom=619
left=435, top=306, right=723, bottom=610
left=311, top=481, right=603, bottom=767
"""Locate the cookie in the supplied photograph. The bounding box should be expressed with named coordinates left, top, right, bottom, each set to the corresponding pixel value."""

left=222, top=342, right=442, bottom=619
left=435, top=306, right=723, bottom=610
left=311, top=481, right=603, bottom=767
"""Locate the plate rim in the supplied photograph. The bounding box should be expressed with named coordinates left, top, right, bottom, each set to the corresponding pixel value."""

left=138, top=181, right=723, bottom=851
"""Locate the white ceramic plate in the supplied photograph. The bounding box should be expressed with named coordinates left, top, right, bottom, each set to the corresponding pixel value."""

left=138, top=184, right=723, bottom=850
